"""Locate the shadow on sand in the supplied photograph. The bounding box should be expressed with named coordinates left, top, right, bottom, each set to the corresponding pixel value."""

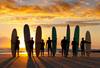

left=38, top=57, right=54, bottom=68
left=0, top=57, right=18, bottom=68
left=69, top=57, right=100, bottom=67
left=38, top=57, right=85, bottom=68
left=38, top=56, right=100, bottom=68
left=1, top=56, right=99, bottom=68
left=27, top=57, right=39, bottom=68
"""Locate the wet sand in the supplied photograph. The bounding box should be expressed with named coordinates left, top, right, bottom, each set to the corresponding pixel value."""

left=0, top=53, right=100, bottom=68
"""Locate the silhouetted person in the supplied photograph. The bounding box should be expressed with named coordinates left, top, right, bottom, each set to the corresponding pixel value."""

left=61, top=37, right=66, bottom=56
left=15, top=36, right=20, bottom=57
left=80, top=38, right=86, bottom=56
left=40, top=39, right=45, bottom=56
left=46, top=37, right=52, bottom=56
left=72, top=40, right=78, bottom=57
left=29, top=37, right=34, bottom=57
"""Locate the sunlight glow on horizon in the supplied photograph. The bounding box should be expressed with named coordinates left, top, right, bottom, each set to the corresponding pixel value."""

left=0, top=0, right=100, bottom=49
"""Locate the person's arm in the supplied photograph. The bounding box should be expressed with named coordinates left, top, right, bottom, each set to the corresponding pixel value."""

left=88, top=41, right=91, bottom=44
left=33, top=41, right=34, bottom=45
left=85, top=41, right=91, bottom=44
left=84, top=40, right=86, bottom=43
left=44, top=42, right=45, bottom=47
left=19, top=40, right=20, bottom=45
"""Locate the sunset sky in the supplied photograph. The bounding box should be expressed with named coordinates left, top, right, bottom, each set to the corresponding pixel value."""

left=0, top=0, right=100, bottom=49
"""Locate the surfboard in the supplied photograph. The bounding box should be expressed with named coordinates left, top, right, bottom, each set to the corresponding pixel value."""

left=66, top=24, right=70, bottom=56
left=11, top=28, right=17, bottom=57
left=85, top=31, right=91, bottom=56
left=73, top=25, right=80, bottom=56
left=52, top=26, right=57, bottom=56
left=24, top=24, right=31, bottom=56
left=35, top=26, right=42, bottom=57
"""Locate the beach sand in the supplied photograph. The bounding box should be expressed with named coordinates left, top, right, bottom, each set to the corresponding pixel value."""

left=0, top=53, right=100, bottom=68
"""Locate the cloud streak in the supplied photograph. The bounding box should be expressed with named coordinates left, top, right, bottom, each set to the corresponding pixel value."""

left=30, top=19, right=100, bottom=27
left=0, top=0, right=99, bottom=7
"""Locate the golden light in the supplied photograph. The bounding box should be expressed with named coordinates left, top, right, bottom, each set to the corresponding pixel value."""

left=19, top=36, right=25, bottom=48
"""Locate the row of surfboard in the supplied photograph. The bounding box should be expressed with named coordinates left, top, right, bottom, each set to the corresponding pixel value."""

left=11, top=24, right=91, bottom=57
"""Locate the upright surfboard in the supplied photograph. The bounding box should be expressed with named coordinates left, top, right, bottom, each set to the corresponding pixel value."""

left=85, top=31, right=91, bottom=56
left=66, top=24, right=70, bottom=56
left=52, top=26, right=57, bottom=56
left=11, top=28, right=17, bottom=57
left=35, top=26, right=42, bottom=57
left=24, top=24, right=30, bottom=56
left=73, top=25, right=80, bottom=56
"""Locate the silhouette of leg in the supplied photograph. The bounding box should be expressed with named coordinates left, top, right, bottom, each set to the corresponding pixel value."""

left=83, top=51, right=85, bottom=56
left=73, top=50, right=76, bottom=57
left=66, top=50, right=68, bottom=57
left=43, top=50, right=44, bottom=56
left=41, top=51, right=42, bottom=56
left=62, top=48, right=63, bottom=56
left=50, top=48, right=52, bottom=56
left=32, top=49, right=33, bottom=56
left=81, top=50, right=82, bottom=56
left=42, top=51, right=43, bottom=56
left=86, top=51, right=90, bottom=57
left=14, top=50, right=16, bottom=57
left=75, top=51, right=78, bottom=57
left=48, top=48, right=49, bottom=56
left=42, top=50, right=44, bottom=56
left=29, top=50, right=31, bottom=58
left=40, top=50, right=42, bottom=56
left=64, top=49, right=66, bottom=57
left=17, top=50, right=19, bottom=57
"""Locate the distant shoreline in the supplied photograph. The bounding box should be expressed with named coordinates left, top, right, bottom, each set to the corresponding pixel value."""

left=0, top=49, right=100, bottom=54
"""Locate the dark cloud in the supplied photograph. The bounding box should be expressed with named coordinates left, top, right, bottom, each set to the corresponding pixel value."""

left=30, top=19, right=100, bottom=27
left=0, top=0, right=99, bottom=8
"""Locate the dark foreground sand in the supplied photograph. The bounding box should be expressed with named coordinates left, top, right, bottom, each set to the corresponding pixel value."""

left=0, top=53, right=100, bottom=68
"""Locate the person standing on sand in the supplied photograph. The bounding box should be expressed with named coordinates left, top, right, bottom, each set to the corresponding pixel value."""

left=15, top=36, right=20, bottom=57
left=29, top=37, right=34, bottom=57
left=46, top=37, right=52, bottom=56
left=80, top=37, right=86, bottom=56
left=40, top=39, right=45, bottom=56
left=61, top=37, right=67, bottom=57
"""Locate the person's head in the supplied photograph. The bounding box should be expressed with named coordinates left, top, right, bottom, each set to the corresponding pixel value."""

left=82, top=37, right=84, bottom=41
left=48, top=37, right=50, bottom=40
left=42, top=39, right=44, bottom=42
left=31, top=37, right=33, bottom=40
left=64, top=36, right=66, bottom=40
left=17, top=36, right=19, bottom=39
